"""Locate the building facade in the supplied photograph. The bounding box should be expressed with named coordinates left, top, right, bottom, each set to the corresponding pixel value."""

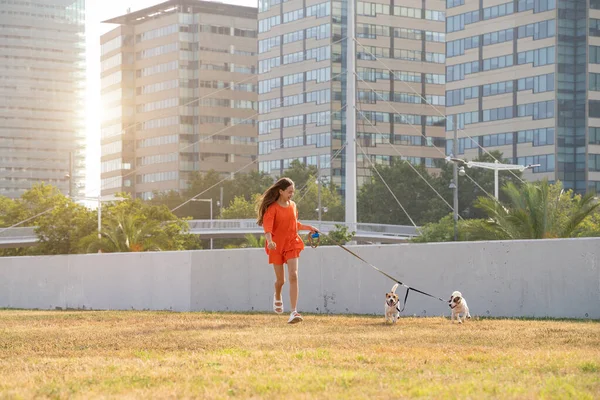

left=446, top=0, right=600, bottom=193
left=101, top=1, right=257, bottom=199
left=257, top=0, right=447, bottom=193
left=0, top=0, right=86, bottom=199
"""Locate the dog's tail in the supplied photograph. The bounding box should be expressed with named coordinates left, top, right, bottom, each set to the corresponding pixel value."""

left=391, top=283, right=399, bottom=294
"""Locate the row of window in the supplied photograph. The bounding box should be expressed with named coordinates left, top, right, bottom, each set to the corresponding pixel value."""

left=259, top=111, right=332, bottom=134
left=259, top=45, right=331, bottom=73
left=446, top=100, right=554, bottom=130
left=198, top=98, right=256, bottom=110
left=101, top=141, right=122, bottom=156
left=357, top=67, right=445, bottom=85
left=258, top=67, right=331, bottom=94
left=197, top=62, right=256, bottom=74
left=357, top=1, right=445, bottom=21
left=516, top=154, right=555, bottom=173
left=357, top=90, right=445, bottom=106
left=258, top=2, right=330, bottom=33
left=136, top=24, right=178, bottom=43
left=137, top=171, right=177, bottom=184
left=137, top=134, right=178, bottom=148
left=357, top=46, right=445, bottom=64
left=259, top=154, right=332, bottom=174
left=137, top=98, right=178, bottom=113
left=446, top=19, right=555, bottom=58
left=447, top=46, right=555, bottom=82
left=198, top=24, right=256, bottom=38
left=259, top=132, right=332, bottom=155
left=101, top=158, right=129, bottom=173
left=137, top=43, right=177, bottom=60
left=448, top=128, right=555, bottom=155
left=356, top=23, right=445, bottom=42
left=357, top=111, right=446, bottom=127
left=137, top=60, right=178, bottom=78
left=447, top=0, right=555, bottom=33
left=259, top=89, right=331, bottom=114
left=446, top=73, right=554, bottom=107
left=137, top=153, right=177, bottom=166
left=198, top=80, right=255, bottom=92
left=259, top=23, right=331, bottom=53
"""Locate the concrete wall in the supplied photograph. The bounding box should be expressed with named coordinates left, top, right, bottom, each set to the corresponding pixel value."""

left=0, top=238, right=598, bottom=319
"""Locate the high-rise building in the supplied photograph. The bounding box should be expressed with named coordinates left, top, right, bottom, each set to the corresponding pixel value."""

left=257, top=0, right=447, bottom=194
left=0, top=0, right=86, bottom=199
left=446, top=0, right=599, bottom=193
left=101, top=1, right=257, bottom=200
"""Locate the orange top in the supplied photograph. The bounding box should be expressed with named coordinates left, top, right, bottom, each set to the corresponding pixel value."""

left=262, top=201, right=305, bottom=255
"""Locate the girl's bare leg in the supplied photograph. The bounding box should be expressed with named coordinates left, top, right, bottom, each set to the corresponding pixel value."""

left=286, top=258, right=299, bottom=311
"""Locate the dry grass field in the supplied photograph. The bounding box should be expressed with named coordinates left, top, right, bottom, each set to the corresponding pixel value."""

left=0, top=310, right=598, bottom=399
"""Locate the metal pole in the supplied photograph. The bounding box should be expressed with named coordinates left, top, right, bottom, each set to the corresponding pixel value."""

left=494, top=160, right=499, bottom=199
left=453, top=116, right=458, bottom=242
left=98, top=194, right=101, bottom=240
left=68, top=151, right=73, bottom=198
left=344, top=0, right=357, bottom=234
left=210, top=199, right=213, bottom=250
left=317, top=156, right=322, bottom=230
left=219, top=186, right=224, bottom=215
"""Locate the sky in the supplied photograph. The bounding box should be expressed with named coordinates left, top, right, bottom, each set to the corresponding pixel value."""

left=84, top=0, right=256, bottom=197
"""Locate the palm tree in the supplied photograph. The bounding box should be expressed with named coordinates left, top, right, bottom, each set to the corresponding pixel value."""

left=475, top=179, right=599, bottom=239
left=241, top=234, right=265, bottom=248
left=87, top=213, right=171, bottom=253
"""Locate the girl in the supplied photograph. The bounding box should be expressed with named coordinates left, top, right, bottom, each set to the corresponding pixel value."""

left=257, top=177, right=318, bottom=324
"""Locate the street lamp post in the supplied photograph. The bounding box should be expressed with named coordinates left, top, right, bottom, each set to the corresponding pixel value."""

left=74, top=194, right=125, bottom=253
left=446, top=157, right=541, bottom=199
left=191, top=198, right=213, bottom=249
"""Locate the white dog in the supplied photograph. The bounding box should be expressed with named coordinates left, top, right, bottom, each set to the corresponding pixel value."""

left=385, top=283, right=400, bottom=323
left=449, top=291, right=471, bottom=324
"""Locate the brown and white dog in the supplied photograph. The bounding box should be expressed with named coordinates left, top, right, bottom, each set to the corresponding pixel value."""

left=449, top=291, right=471, bottom=324
left=385, top=283, right=400, bottom=323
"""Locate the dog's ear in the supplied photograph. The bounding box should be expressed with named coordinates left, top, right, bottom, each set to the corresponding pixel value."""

left=391, top=283, right=399, bottom=293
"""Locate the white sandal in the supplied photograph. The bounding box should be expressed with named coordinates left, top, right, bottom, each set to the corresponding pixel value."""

left=273, top=294, right=284, bottom=314
left=288, top=311, right=303, bottom=324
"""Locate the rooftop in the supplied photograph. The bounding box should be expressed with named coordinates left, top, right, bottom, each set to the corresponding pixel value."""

left=103, top=0, right=257, bottom=25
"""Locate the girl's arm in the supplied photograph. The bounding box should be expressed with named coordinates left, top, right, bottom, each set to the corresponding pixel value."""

left=265, top=232, right=276, bottom=249
left=297, top=223, right=318, bottom=232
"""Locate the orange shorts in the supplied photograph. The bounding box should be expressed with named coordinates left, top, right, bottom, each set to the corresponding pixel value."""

left=269, top=248, right=302, bottom=265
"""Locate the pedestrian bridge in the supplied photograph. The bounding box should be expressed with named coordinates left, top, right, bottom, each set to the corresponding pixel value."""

left=0, top=220, right=419, bottom=249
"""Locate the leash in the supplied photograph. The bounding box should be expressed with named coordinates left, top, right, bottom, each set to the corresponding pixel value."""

left=308, top=232, right=446, bottom=312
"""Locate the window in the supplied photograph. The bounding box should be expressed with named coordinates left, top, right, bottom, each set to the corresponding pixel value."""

left=517, top=46, right=555, bottom=67
left=517, top=73, right=554, bottom=93
left=590, top=100, right=600, bottom=118
left=517, top=100, right=555, bottom=120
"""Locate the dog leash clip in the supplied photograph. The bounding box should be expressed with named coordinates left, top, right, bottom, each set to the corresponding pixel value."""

left=308, top=232, right=320, bottom=248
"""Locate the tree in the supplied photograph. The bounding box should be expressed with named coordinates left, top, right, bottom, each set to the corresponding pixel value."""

left=295, top=178, right=344, bottom=222
left=317, top=224, right=356, bottom=246
left=86, top=195, right=194, bottom=253
left=220, top=194, right=260, bottom=219
left=87, top=213, right=170, bottom=252
left=34, top=199, right=96, bottom=255
left=282, top=160, right=318, bottom=193
left=411, top=215, right=508, bottom=243
left=150, top=170, right=274, bottom=220
left=0, top=184, right=97, bottom=256
left=475, top=180, right=600, bottom=239
left=357, top=159, right=449, bottom=226
left=573, top=208, right=600, bottom=238
left=241, top=233, right=265, bottom=248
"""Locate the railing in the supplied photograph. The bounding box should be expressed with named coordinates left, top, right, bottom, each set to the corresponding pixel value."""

left=0, top=220, right=418, bottom=246
left=187, top=219, right=418, bottom=237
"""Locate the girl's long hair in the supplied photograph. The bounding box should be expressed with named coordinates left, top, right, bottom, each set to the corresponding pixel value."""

left=256, top=177, right=294, bottom=226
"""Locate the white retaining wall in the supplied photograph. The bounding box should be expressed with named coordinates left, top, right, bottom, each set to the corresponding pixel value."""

left=0, top=238, right=598, bottom=319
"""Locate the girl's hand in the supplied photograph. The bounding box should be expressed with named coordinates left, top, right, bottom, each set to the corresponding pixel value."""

left=267, top=240, right=277, bottom=250
left=309, top=226, right=319, bottom=233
